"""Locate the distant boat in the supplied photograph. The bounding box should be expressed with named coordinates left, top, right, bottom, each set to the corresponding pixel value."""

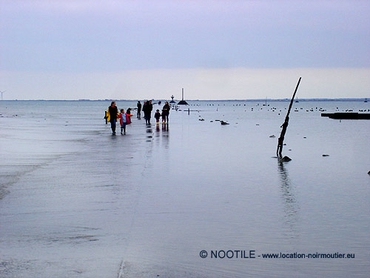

left=262, top=97, right=267, bottom=106
left=365, top=98, right=368, bottom=103
left=177, top=88, right=188, bottom=105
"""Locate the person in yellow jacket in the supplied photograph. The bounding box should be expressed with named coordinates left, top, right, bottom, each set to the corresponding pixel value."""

left=104, top=110, right=109, bottom=124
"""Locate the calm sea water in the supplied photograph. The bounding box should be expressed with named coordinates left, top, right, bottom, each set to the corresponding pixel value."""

left=1, top=99, right=369, bottom=277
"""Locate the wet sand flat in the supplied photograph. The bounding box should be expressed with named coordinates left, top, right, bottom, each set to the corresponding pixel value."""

left=1, top=100, right=369, bottom=277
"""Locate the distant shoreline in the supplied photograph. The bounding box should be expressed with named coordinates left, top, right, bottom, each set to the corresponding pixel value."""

left=0, top=98, right=368, bottom=102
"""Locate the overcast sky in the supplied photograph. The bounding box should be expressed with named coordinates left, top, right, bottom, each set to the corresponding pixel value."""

left=1, top=0, right=369, bottom=100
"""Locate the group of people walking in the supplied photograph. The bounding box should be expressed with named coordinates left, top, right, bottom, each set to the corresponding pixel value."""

left=105, top=101, right=133, bottom=135
left=137, top=100, right=170, bottom=125
left=106, top=100, right=170, bottom=135
left=157, top=101, right=170, bottom=124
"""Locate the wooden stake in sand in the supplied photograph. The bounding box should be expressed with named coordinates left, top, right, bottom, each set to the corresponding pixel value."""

left=276, top=77, right=302, bottom=159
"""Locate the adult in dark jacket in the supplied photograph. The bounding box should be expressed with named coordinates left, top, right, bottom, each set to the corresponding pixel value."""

left=162, top=101, right=170, bottom=123
left=108, top=101, right=118, bottom=135
left=143, top=100, right=153, bottom=125
left=137, top=101, right=142, bottom=119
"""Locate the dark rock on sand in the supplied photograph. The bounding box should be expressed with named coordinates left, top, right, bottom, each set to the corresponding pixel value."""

left=281, top=156, right=291, bottom=162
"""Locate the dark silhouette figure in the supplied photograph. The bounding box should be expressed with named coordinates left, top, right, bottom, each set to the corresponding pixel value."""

left=143, top=100, right=153, bottom=125
left=162, top=101, right=170, bottom=123
left=137, top=101, right=142, bottom=119
left=108, top=101, right=118, bottom=135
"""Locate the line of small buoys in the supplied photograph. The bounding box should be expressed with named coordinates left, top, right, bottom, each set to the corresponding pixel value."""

left=196, top=101, right=369, bottom=128
left=187, top=102, right=368, bottom=116
left=0, top=114, right=19, bottom=118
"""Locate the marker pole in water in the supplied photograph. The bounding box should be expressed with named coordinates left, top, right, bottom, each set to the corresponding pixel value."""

left=276, top=77, right=302, bottom=158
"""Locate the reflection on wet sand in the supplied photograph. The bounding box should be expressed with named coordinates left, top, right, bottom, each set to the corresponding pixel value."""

left=278, top=160, right=300, bottom=240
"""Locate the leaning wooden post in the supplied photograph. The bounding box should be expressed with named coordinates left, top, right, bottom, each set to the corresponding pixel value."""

left=276, top=77, right=302, bottom=159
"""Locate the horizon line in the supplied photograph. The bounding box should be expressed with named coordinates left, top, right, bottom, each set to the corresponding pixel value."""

left=1, top=97, right=368, bottom=102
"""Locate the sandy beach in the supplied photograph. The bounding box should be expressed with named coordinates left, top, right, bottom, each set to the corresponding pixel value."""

left=1, top=100, right=369, bottom=277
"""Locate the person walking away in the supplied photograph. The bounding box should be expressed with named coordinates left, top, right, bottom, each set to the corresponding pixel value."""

left=108, top=101, right=118, bottom=135
left=118, top=109, right=127, bottom=135
left=143, top=100, right=153, bottom=125
left=154, top=109, right=161, bottom=124
left=162, top=101, right=170, bottom=123
left=142, top=101, right=148, bottom=123
left=137, top=101, right=142, bottom=119
left=147, top=100, right=153, bottom=124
